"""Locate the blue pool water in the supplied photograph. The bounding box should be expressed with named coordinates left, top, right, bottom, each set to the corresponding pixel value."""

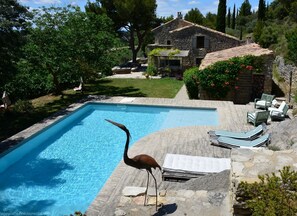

left=0, top=103, right=218, bottom=215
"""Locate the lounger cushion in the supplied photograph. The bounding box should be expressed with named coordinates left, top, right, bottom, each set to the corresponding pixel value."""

left=256, top=100, right=266, bottom=106
left=162, top=153, right=231, bottom=175
left=214, top=133, right=271, bottom=148
left=208, top=124, right=265, bottom=140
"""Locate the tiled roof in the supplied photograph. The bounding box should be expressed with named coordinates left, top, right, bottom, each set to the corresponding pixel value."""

left=199, top=43, right=274, bottom=70
left=152, top=18, right=240, bottom=42
left=151, top=18, right=192, bottom=32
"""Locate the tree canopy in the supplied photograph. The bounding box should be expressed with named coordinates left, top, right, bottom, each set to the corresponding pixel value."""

left=216, top=0, right=226, bottom=33
left=8, top=6, right=119, bottom=97
left=204, top=12, right=217, bottom=29
left=0, top=0, right=31, bottom=93
left=184, top=8, right=204, bottom=25
left=258, top=0, right=266, bottom=21
left=90, top=0, right=157, bottom=63
left=231, top=4, right=236, bottom=29
left=239, top=0, right=252, bottom=17
left=286, top=28, right=297, bottom=65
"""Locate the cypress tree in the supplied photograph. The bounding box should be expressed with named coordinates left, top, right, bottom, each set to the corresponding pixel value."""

left=258, top=0, right=266, bottom=21
left=227, top=7, right=231, bottom=28
left=239, top=0, right=252, bottom=16
left=216, top=0, right=226, bottom=33
left=231, top=4, right=236, bottom=29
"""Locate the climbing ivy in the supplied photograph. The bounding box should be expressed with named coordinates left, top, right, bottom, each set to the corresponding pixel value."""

left=148, top=48, right=180, bottom=58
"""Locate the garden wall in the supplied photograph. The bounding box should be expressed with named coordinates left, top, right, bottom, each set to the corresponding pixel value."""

left=274, top=56, right=297, bottom=96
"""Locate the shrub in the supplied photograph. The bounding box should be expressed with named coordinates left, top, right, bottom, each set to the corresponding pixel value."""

left=268, top=145, right=281, bottom=151
left=236, top=166, right=297, bottom=215
left=146, top=64, right=157, bottom=76
left=13, top=100, right=34, bottom=113
left=183, top=67, right=199, bottom=99
left=259, top=25, right=278, bottom=48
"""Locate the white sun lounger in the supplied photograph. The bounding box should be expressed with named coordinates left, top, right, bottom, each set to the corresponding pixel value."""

left=162, top=153, right=231, bottom=181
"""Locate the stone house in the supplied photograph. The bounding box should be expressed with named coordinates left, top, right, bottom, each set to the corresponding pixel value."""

left=147, top=12, right=242, bottom=75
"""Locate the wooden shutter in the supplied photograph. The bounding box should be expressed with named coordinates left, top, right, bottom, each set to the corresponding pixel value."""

left=192, top=36, right=197, bottom=49
left=204, top=37, right=210, bottom=49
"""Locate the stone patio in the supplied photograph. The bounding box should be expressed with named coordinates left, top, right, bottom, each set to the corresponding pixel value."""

left=1, top=86, right=296, bottom=216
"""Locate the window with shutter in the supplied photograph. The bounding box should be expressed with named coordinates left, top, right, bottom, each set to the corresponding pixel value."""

left=196, top=36, right=205, bottom=48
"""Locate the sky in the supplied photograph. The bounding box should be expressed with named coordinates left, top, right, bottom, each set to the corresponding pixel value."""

left=19, top=0, right=273, bottom=17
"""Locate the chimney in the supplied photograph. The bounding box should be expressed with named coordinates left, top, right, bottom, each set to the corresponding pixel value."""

left=177, top=12, right=183, bottom=19
left=246, top=36, right=253, bottom=44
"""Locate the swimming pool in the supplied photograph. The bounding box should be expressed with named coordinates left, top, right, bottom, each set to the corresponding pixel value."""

left=0, top=103, right=218, bottom=215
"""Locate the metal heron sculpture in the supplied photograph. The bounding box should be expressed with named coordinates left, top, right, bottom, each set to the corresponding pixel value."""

left=105, top=119, right=161, bottom=211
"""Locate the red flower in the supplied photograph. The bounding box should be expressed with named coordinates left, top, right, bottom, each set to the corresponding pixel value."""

left=246, top=65, right=253, bottom=71
left=225, top=81, right=229, bottom=85
left=235, top=86, right=239, bottom=90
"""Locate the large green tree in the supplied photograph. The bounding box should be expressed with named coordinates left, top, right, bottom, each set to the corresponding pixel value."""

left=184, top=8, right=204, bottom=25
left=10, top=6, right=119, bottom=97
left=216, top=0, right=226, bottom=33
left=94, top=0, right=157, bottom=63
left=227, top=7, right=231, bottom=28
left=239, top=0, right=252, bottom=16
left=204, top=12, right=217, bottom=29
left=159, top=15, right=174, bottom=24
left=258, top=0, right=266, bottom=21
left=0, top=0, right=31, bottom=93
left=231, top=4, right=236, bottom=29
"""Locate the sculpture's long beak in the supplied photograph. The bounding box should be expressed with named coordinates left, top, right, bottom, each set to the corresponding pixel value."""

left=105, top=119, right=128, bottom=131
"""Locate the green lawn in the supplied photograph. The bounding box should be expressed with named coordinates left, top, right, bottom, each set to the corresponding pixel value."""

left=85, top=78, right=184, bottom=98
left=0, top=78, right=184, bottom=142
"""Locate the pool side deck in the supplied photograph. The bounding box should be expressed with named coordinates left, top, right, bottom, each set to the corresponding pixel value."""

left=86, top=97, right=254, bottom=216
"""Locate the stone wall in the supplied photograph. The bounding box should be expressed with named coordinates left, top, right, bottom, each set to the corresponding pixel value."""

left=170, top=25, right=241, bottom=54
left=152, top=18, right=192, bottom=45
left=274, top=56, right=297, bottom=95
left=260, top=54, right=274, bottom=95
left=231, top=148, right=297, bottom=215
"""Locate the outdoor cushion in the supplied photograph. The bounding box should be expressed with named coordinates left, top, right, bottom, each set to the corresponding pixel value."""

left=162, top=153, right=231, bottom=181
left=268, top=101, right=289, bottom=121
left=211, top=133, right=271, bottom=148
left=254, top=93, right=275, bottom=109
left=208, top=123, right=266, bottom=140
left=247, top=110, right=270, bottom=126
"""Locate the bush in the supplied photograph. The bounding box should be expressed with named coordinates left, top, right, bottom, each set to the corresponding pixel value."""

left=13, top=100, right=34, bottom=113
left=183, top=67, right=199, bottom=99
left=145, top=64, right=157, bottom=76
left=236, top=166, right=297, bottom=215
left=259, top=25, right=278, bottom=48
